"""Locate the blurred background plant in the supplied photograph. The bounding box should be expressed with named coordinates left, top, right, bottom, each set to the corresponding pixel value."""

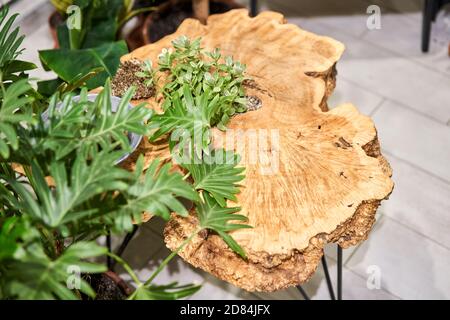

left=38, top=0, right=159, bottom=96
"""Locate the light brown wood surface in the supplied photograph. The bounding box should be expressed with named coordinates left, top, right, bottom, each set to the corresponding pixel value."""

left=121, top=9, right=394, bottom=292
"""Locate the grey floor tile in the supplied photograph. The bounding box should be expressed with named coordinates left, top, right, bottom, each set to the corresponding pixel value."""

left=372, top=99, right=450, bottom=181
left=346, top=216, right=450, bottom=299
left=328, top=78, right=384, bottom=115
left=338, top=50, right=450, bottom=123
left=303, top=259, right=398, bottom=300
left=264, top=0, right=382, bottom=38
left=361, top=11, right=450, bottom=76
left=379, top=154, right=450, bottom=249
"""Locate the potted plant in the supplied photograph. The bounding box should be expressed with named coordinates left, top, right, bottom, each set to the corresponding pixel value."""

left=142, top=0, right=243, bottom=44
left=48, top=0, right=161, bottom=49
left=1, top=6, right=252, bottom=300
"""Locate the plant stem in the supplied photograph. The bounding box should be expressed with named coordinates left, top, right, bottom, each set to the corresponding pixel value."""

left=143, top=227, right=201, bottom=286
left=107, top=252, right=142, bottom=286
left=182, top=172, right=191, bottom=180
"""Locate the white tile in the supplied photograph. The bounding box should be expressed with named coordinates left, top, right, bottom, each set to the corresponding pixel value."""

left=328, top=78, right=384, bottom=115
left=118, top=227, right=167, bottom=271
left=20, top=23, right=56, bottom=81
left=257, top=259, right=397, bottom=300
left=379, top=155, right=450, bottom=249
left=339, top=47, right=450, bottom=122
left=267, top=0, right=376, bottom=38
left=346, top=216, right=450, bottom=299
left=293, top=21, right=450, bottom=123
left=361, top=11, right=450, bottom=76
left=372, top=99, right=450, bottom=181
left=303, top=259, right=398, bottom=300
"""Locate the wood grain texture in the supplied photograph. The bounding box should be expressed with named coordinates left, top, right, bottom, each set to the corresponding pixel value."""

left=122, top=9, right=394, bottom=291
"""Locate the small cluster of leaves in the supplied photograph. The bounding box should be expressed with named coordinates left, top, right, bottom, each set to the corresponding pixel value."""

left=157, top=35, right=248, bottom=130
left=135, top=60, right=157, bottom=87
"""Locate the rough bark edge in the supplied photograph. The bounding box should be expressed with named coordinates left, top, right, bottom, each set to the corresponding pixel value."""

left=164, top=131, right=393, bottom=291
left=305, top=64, right=337, bottom=112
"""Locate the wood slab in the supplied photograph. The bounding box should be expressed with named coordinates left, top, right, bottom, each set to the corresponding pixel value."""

left=121, top=9, right=394, bottom=292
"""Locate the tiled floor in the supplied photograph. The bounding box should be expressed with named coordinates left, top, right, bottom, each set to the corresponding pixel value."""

left=13, top=0, right=450, bottom=299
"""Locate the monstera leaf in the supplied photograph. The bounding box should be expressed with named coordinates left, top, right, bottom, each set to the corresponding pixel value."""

left=39, top=41, right=127, bottom=91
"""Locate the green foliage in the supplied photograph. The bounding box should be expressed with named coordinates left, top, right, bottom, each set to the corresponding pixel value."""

left=0, top=79, right=34, bottom=159
left=158, top=35, right=248, bottom=130
left=0, top=6, right=24, bottom=69
left=1, top=8, right=251, bottom=300
left=37, top=80, right=151, bottom=160
left=131, top=282, right=201, bottom=300
left=196, top=192, right=251, bottom=259
left=120, top=159, right=199, bottom=220
left=39, top=41, right=128, bottom=91
left=0, top=6, right=37, bottom=86
left=150, top=84, right=216, bottom=157
left=182, top=149, right=245, bottom=207
left=0, top=216, right=107, bottom=300
left=41, top=0, right=157, bottom=94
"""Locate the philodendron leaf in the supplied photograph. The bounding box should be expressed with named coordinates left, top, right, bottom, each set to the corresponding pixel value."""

left=121, top=158, right=200, bottom=222
left=182, top=149, right=245, bottom=207
left=39, top=41, right=128, bottom=89
left=4, top=241, right=106, bottom=300
left=196, top=192, right=251, bottom=259
left=0, top=79, right=34, bottom=158
left=131, top=282, right=201, bottom=300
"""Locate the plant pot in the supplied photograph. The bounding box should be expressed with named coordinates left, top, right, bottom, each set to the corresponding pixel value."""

left=142, top=0, right=243, bottom=44
left=48, top=9, right=156, bottom=51
left=41, top=94, right=143, bottom=164
left=48, top=11, right=65, bottom=49
left=83, top=271, right=133, bottom=300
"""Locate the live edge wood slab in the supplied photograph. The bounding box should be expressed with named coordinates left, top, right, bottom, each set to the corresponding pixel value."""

left=121, top=9, right=394, bottom=292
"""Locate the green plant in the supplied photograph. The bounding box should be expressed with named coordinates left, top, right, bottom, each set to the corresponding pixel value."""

left=135, top=59, right=157, bottom=87
left=158, top=35, right=248, bottom=130
left=1, top=9, right=251, bottom=300
left=39, top=0, right=157, bottom=95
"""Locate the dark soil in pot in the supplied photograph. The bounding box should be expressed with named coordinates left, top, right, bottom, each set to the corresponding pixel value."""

left=144, top=0, right=242, bottom=44
left=83, top=271, right=133, bottom=300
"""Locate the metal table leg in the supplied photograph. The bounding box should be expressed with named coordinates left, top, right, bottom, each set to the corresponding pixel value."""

left=321, top=254, right=336, bottom=300
left=106, top=231, right=112, bottom=269
left=296, top=286, right=310, bottom=300
left=250, top=0, right=258, bottom=17
left=337, top=245, right=343, bottom=300
left=110, top=225, right=139, bottom=270
left=298, top=244, right=343, bottom=300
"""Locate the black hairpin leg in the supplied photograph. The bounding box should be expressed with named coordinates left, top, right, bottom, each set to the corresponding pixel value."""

left=298, top=244, right=343, bottom=300
left=106, top=231, right=112, bottom=269
left=337, top=246, right=343, bottom=300
left=110, top=225, right=139, bottom=270
left=250, top=0, right=258, bottom=17
left=321, top=254, right=336, bottom=300
left=296, top=286, right=310, bottom=300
